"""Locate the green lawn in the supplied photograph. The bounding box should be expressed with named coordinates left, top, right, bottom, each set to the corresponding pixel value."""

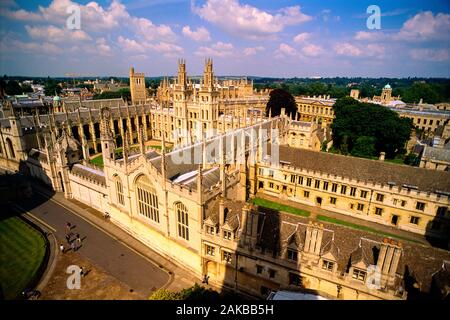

left=316, top=215, right=420, bottom=243
left=251, top=197, right=310, bottom=217
left=0, top=216, right=47, bottom=300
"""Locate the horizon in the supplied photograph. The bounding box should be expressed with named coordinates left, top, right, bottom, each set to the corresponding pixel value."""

left=0, top=0, right=449, bottom=77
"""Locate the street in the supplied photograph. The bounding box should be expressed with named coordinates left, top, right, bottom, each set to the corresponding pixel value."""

left=11, top=191, right=170, bottom=298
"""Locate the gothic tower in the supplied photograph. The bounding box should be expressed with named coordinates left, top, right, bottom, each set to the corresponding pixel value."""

left=129, top=67, right=147, bottom=105
left=198, top=58, right=219, bottom=139
left=173, top=59, right=191, bottom=144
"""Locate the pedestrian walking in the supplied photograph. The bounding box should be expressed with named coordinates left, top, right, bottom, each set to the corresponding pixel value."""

left=65, top=222, right=71, bottom=234
left=65, top=234, right=71, bottom=244
left=76, top=233, right=82, bottom=250
left=70, top=241, right=75, bottom=251
left=79, top=266, right=84, bottom=278
left=59, top=243, right=65, bottom=253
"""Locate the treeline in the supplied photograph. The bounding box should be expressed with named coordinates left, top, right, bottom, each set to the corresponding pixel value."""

left=253, top=77, right=450, bottom=103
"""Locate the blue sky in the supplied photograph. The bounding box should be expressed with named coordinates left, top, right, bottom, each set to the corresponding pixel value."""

left=0, top=0, right=449, bottom=77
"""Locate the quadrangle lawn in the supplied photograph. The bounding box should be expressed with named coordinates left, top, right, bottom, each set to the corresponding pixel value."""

left=0, top=216, right=47, bottom=300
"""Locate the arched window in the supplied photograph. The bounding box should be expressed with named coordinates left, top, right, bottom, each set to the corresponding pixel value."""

left=6, top=138, right=15, bottom=159
left=176, top=202, right=189, bottom=241
left=135, top=175, right=159, bottom=223
left=115, top=176, right=125, bottom=206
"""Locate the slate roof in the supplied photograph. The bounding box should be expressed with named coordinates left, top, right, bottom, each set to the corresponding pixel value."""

left=269, top=144, right=450, bottom=193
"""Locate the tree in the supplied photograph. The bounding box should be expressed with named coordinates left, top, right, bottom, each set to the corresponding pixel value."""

left=5, top=80, right=23, bottom=95
left=20, top=83, right=33, bottom=93
left=265, top=88, right=297, bottom=118
left=44, top=79, right=62, bottom=96
left=331, top=97, right=413, bottom=159
left=351, top=136, right=376, bottom=158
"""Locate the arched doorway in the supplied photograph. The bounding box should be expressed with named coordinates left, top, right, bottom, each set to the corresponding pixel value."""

left=58, top=172, right=65, bottom=193
left=316, top=197, right=322, bottom=206
left=205, top=260, right=217, bottom=279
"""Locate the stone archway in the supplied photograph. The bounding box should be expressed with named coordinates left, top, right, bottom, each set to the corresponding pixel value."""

left=204, top=260, right=217, bottom=279
left=58, top=171, right=65, bottom=193
left=5, top=138, right=15, bottom=159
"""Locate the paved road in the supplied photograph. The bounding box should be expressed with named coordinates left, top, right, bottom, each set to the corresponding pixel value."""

left=11, top=192, right=170, bottom=298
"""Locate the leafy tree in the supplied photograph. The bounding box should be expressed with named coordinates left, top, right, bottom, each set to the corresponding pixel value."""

left=44, top=79, right=62, bottom=96
left=148, top=284, right=219, bottom=301
left=331, top=98, right=413, bottom=158
left=351, top=136, right=376, bottom=158
left=5, top=80, right=23, bottom=95
left=20, top=83, right=33, bottom=93
left=265, top=88, right=297, bottom=118
left=404, top=153, right=419, bottom=166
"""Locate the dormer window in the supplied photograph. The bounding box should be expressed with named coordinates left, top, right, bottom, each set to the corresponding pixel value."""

left=352, top=268, right=366, bottom=281
left=223, top=230, right=232, bottom=240
left=206, top=225, right=215, bottom=235
left=287, top=249, right=298, bottom=262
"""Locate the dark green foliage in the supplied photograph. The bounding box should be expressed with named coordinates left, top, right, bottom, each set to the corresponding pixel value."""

left=148, top=283, right=220, bottom=301
left=20, top=83, right=33, bottom=93
left=93, top=88, right=131, bottom=101
left=351, top=136, right=376, bottom=158
left=44, top=79, right=62, bottom=96
left=5, top=80, right=23, bottom=95
left=265, top=88, right=297, bottom=118
left=331, top=98, right=413, bottom=158
left=404, top=153, right=419, bottom=166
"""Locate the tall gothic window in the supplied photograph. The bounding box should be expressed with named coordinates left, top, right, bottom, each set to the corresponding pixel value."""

left=115, top=176, right=125, bottom=206
left=176, top=202, right=189, bottom=240
left=136, top=175, right=159, bottom=223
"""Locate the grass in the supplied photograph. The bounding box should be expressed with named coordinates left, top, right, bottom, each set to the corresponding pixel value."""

left=0, top=216, right=47, bottom=300
left=316, top=215, right=421, bottom=244
left=251, top=197, right=310, bottom=218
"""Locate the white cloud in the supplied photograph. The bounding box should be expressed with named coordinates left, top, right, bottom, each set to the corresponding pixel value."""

left=334, top=42, right=385, bottom=58
left=302, top=44, right=323, bottom=57
left=117, top=36, right=145, bottom=53
left=25, top=25, right=92, bottom=42
left=193, top=0, right=311, bottom=39
left=354, top=31, right=385, bottom=41
left=3, top=0, right=176, bottom=41
left=355, top=11, right=450, bottom=42
left=293, top=32, right=310, bottom=43
left=334, top=42, right=362, bottom=57
left=195, top=42, right=234, bottom=57
left=275, top=43, right=298, bottom=58
left=182, top=26, right=211, bottom=42
left=118, top=36, right=184, bottom=58
left=243, top=46, right=265, bottom=56
left=397, top=11, right=450, bottom=41
left=410, top=48, right=449, bottom=62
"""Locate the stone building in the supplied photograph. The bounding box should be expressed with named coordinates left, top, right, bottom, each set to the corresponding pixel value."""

left=0, top=63, right=449, bottom=300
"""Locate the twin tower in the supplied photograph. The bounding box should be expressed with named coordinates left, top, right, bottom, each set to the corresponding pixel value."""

left=129, top=59, right=216, bottom=105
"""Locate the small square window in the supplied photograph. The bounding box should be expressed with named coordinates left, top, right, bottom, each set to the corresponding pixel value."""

left=352, top=269, right=366, bottom=281
left=330, top=197, right=337, bottom=205
left=416, top=202, right=425, bottom=211
left=322, top=260, right=334, bottom=272
left=374, top=207, right=383, bottom=216
left=376, top=194, right=384, bottom=202
left=410, top=216, right=420, bottom=225
left=269, top=269, right=276, bottom=278
left=287, top=249, right=298, bottom=262
left=256, top=265, right=263, bottom=274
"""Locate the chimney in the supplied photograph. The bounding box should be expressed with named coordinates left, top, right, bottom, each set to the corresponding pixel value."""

left=379, top=152, right=385, bottom=161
